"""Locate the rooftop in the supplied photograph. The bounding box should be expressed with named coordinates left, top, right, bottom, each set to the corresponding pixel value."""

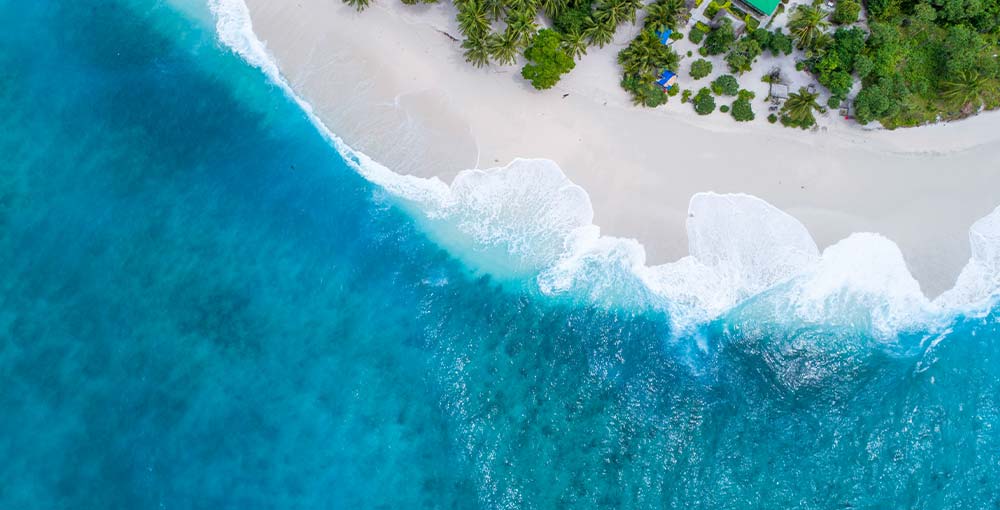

left=740, top=0, right=781, bottom=16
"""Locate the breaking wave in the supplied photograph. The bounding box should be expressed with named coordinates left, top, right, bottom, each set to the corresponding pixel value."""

left=208, top=0, right=1000, bottom=336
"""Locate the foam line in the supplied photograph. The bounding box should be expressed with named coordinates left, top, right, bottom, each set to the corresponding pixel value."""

left=207, top=0, right=1000, bottom=335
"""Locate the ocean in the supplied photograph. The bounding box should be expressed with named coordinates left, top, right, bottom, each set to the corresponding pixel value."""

left=1, top=0, right=999, bottom=508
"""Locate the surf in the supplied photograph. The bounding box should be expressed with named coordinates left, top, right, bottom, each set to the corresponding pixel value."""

left=206, top=0, right=1000, bottom=338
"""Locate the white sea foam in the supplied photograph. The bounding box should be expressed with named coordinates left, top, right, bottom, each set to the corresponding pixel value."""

left=935, top=205, right=1000, bottom=312
left=788, top=233, right=935, bottom=335
left=209, top=0, right=1000, bottom=336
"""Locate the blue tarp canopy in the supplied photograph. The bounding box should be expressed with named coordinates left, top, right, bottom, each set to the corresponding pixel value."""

left=656, top=70, right=677, bottom=89
left=657, top=29, right=673, bottom=45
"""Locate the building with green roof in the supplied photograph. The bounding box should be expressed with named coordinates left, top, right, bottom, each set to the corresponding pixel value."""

left=739, top=0, right=781, bottom=15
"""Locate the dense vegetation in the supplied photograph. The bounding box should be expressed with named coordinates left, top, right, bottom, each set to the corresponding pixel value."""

left=693, top=87, right=717, bottom=113
left=852, top=0, right=1000, bottom=126
left=689, top=58, right=713, bottom=79
left=346, top=0, right=1000, bottom=128
left=731, top=89, right=756, bottom=120
left=522, top=29, right=576, bottom=88
left=618, top=0, right=689, bottom=105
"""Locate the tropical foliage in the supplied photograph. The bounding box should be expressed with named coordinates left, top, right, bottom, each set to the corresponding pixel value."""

left=693, top=87, right=716, bottom=114
left=521, top=29, right=576, bottom=89
left=689, top=58, right=713, bottom=79
left=725, top=36, right=762, bottom=74
left=711, top=74, right=739, bottom=96
left=788, top=4, right=830, bottom=52
left=703, top=17, right=735, bottom=55
left=462, top=35, right=492, bottom=67
left=832, top=0, right=861, bottom=24
left=853, top=0, right=1000, bottom=127
left=731, top=97, right=755, bottom=121
left=781, top=87, right=822, bottom=128
left=749, top=28, right=793, bottom=56
left=643, top=0, right=689, bottom=32
left=618, top=28, right=681, bottom=105
left=342, top=0, right=372, bottom=11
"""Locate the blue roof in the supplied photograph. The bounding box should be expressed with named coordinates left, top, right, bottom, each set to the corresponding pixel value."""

left=657, top=29, right=673, bottom=45
left=656, top=70, right=676, bottom=88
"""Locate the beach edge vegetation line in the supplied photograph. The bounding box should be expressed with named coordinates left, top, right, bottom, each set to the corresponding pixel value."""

left=345, top=0, right=1000, bottom=128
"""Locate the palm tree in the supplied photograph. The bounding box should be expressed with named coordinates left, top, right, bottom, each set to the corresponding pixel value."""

left=456, top=0, right=490, bottom=38
left=540, top=0, right=569, bottom=18
left=482, top=0, right=506, bottom=22
left=506, top=8, right=539, bottom=48
left=487, top=28, right=520, bottom=65
left=941, top=70, right=992, bottom=112
left=788, top=4, right=829, bottom=51
left=583, top=17, right=615, bottom=48
left=618, top=29, right=679, bottom=77
left=342, top=0, right=371, bottom=12
left=592, top=1, right=621, bottom=28
left=561, top=26, right=588, bottom=59
left=462, top=35, right=491, bottom=68
left=506, top=0, right=538, bottom=13
left=644, top=0, right=688, bottom=31
left=621, top=0, right=644, bottom=24
left=781, top=87, right=822, bottom=127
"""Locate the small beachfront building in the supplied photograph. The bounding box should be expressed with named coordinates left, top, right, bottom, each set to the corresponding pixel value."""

left=770, top=83, right=789, bottom=101
left=657, top=29, right=673, bottom=45
left=656, top=70, right=678, bottom=91
left=735, top=0, right=780, bottom=18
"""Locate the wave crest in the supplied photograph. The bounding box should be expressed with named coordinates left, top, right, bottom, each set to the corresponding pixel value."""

left=209, top=0, right=1000, bottom=336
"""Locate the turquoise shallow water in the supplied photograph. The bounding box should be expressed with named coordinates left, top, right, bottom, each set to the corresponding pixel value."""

left=2, top=1, right=999, bottom=508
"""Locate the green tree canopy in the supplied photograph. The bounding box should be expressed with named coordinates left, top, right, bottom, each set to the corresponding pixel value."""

left=711, top=74, right=739, bottom=96
left=731, top=97, right=755, bottom=121
left=703, top=18, right=735, bottom=55
left=781, top=87, right=822, bottom=128
left=521, top=29, right=577, bottom=89
left=832, top=0, right=861, bottom=24
left=618, top=28, right=681, bottom=78
left=693, top=87, right=716, bottom=114
left=725, top=37, right=762, bottom=74
left=788, top=4, right=830, bottom=51
left=689, top=58, right=713, bottom=79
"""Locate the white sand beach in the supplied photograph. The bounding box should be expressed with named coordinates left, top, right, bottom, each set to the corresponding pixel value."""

left=241, top=0, right=1000, bottom=296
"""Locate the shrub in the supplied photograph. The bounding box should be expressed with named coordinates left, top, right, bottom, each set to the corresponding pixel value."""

left=668, top=85, right=681, bottom=96
left=670, top=31, right=684, bottom=40
left=620, top=74, right=669, bottom=107
left=521, top=29, right=576, bottom=90
left=767, top=113, right=778, bottom=123
left=832, top=0, right=861, bottom=24
left=698, top=47, right=709, bottom=57
left=688, top=28, right=705, bottom=44
left=725, top=36, right=762, bottom=74
left=703, top=18, right=735, bottom=55
left=731, top=97, right=755, bottom=120
left=705, top=1, right=721, bottom=18
left=720, top=105, right=730, bottom=112
left=711, top=74, right=739, bottom=95
left=687, top=50, right=693, bottom=56
left=682, top=89, right=693, bottom=103
left=737, top=89, right=756, bottom=100
left=690, top=58, right=713, bottom=79
left=767, top=29, right=793, bottom=56
left=693, top=87, right=716, bottom=114
left=828, top=95, right=842, bottom=109
left=694, top=21, right=711, bottom=33
left=553, top=1, right=595, bottom=34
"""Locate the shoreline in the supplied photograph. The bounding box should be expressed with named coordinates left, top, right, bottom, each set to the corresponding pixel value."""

left=241, top=0, right=1000, bottom=296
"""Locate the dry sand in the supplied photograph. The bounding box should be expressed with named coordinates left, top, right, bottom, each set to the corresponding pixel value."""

left=241, top=0, right=1000, bottom=296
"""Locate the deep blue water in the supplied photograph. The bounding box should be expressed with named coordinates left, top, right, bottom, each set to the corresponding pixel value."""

left=2, top=1, right=999, bottom=509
